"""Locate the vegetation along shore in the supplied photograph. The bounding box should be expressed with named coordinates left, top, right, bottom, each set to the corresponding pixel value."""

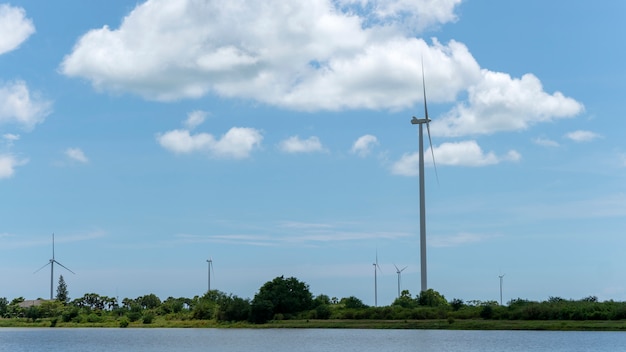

left=2, top=276, right=626, bottom=331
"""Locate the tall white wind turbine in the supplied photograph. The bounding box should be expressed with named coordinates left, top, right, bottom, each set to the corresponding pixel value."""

left=373, top=252, right=382, bottom=307
left=410, top=60, right=438, bottom=293
left=34, top=233, right=75, bottom=300
left=394, top=264, right=408, bottom=298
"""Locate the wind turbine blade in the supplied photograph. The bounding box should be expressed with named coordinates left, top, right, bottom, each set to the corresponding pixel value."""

left=34, top=262, right=50, bottom=274
left=394, top=263, right=399, bottom=272
left=52, top=233, right=55, bottom=260
left=54, top=260, right=76, bottom=275
left=401, top=266, right=408, bottom=272
left=426, top=123, right=439, bottom=185
left=421, top=60, right=439, bottom=185
left=421, top=60, right=428, bottom=121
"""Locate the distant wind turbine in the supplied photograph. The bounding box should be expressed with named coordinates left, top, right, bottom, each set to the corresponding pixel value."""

left=499, top=273, right=506, bottom=305
left=410, top=59, right=438, bottom=293
left=34, top=233, right=75, bottom=300
left=394, top=264, right=408, bottom=298
left=373, top=252, right=382, bottom=307
left=206, top=258, right=214, bottom=292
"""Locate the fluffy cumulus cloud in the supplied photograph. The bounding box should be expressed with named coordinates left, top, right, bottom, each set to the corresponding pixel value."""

left=0, top=154, right=27, bottom=179
left=58, top=0, right=582, bottom=138
left=391, top=140, right=520, bottom=176
left=279, top=136, right=324, bottom=153
left=351, top=134, right=379, bottom=157
left=431, top=71, right=584, bottom=137
left=65, top=148, right=89, bottom=163
left=0, top=4, right=35, bottom=55
left=564, top=130, right=601, bottom=143
left=59, top=0, right=478, bottom=109
left=0, top=6, right=49, bottom=131
left=157, top=113, right=262, bottom=159
left=0, top=80, right=52, bottom=130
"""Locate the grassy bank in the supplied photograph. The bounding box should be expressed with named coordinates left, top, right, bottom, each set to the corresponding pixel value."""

left=3, top=317, right=626, bottom=331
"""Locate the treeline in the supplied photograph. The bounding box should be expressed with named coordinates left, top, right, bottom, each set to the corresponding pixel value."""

left=2, top=275, right=626, bottom=327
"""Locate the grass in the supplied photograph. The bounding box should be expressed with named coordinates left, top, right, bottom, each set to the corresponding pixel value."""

left=2, top=317, right=626, bottom=330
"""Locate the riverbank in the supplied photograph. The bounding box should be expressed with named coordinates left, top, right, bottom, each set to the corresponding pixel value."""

left=2, top=318, right=626, bottom=331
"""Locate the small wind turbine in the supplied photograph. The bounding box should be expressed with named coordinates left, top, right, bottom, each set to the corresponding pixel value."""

left=373, top=252, right=382, bottom=307
left=499, top=273, right=506, bottom=305
left=206, top=258, right=214, bottom=292
left=34, top=233, right=75, bottom=300
left=394, top=264, right=408, bottom=298
left=410, top=59, right=438, bottom=293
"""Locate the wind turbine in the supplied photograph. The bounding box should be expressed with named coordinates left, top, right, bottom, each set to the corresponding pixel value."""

left=394, top=264, right=408, bottom=298
left=206, top=258, right=214, bottom=292
left=34, top=233, right=75, bottom=300
left=499, top=273, right=506, bottom=305
left=373, top=252, right=382, bottom=307
left=410, top=60, right=438, bottom=293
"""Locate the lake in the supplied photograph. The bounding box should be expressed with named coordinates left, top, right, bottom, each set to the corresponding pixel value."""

left=0, top=328, right=624, bottom=351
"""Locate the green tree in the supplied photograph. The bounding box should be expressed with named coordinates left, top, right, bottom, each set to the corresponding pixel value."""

left=0, top=297, right=8, bottom=317
left=25, top=305, right=41, bottom=322
left=56, top=275, right=69, bottom=304
left=249, top=299, right=274, bottom=324
left=313, top=294, right=331, bottom=307
left=392, top=290, right=417, bottom=308
left=138, top=293, right=161, bottom=309
left=217, top=295, right=250, bottom=322
left=417, top=289, right=448, bottom=307
left=252, top=276, right=313, bottom=317
left=340, top=296, right=367, bottom=309
left=161, top=297, right=185, bottom=314
left=450, top=298, right=465, bottom=311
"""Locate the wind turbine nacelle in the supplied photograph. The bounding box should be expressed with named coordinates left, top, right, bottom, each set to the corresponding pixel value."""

left=411, top=116, right=431, bottom=125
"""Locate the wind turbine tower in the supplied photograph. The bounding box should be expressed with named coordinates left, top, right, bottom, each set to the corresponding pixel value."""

left=206, top=258, right=214, bottom=292
left=34, top=233, right=75, bottom=300
left=373, top=253, right=382, bottom=307
left=411, top=61, right=437, bottom=293
left=394, top=264, right=407, bottom=298
left=499, top=274, right=506, bottom=305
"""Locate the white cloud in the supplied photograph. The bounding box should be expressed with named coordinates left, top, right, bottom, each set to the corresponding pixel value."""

left=2, top=133, right=19, bottom=147
left=391, top=140, right=519, bottom=175
left=0, top=80, right=52, bottom=130
left=157, top=126, right=263, bottom=159
left=184, top=110, right=207, bottom=130
left=65, top=148, right=89, bottom=163
left=279, top=136, right=324, bottom=153
left=0, top=154, right=27, bottom=179
left=432, top=71, right=584, bottom=137
left=533, top=137, right=559, bottom=147
left=59, top=0, right=582, bottom=135
left=430, top=232, right=499, bottom=247
left=351, top=134, right=378, bottom=157
left=565, top=130, right=601, bottom=143
left=337, top=0, right=461, bottom=31
left=0, top=4, right=35, bottom=55
left=58, top=1, right=472, bottom=108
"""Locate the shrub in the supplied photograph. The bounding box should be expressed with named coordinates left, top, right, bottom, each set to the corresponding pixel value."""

left=142, top=313, right=154, bottom=324
left=315, top=304, right=331, bottom=320
left=119, top=319, right=129, bottom=328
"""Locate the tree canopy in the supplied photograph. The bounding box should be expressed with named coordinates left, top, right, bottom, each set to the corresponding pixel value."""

left=252, top=276, right=313, bottom=320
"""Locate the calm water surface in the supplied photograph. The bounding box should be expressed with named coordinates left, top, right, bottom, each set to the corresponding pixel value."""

left=0, top=328, right=624, bottom=352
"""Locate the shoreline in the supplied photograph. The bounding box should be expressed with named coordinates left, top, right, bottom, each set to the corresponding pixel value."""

left=2, top=318, right=626, bottom=331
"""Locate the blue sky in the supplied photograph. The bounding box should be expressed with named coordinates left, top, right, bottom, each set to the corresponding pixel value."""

left=1, top=0, right=625, bottom=306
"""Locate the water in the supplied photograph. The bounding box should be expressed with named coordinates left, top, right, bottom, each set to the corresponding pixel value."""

left=0, top=328, right=624, bottom=352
